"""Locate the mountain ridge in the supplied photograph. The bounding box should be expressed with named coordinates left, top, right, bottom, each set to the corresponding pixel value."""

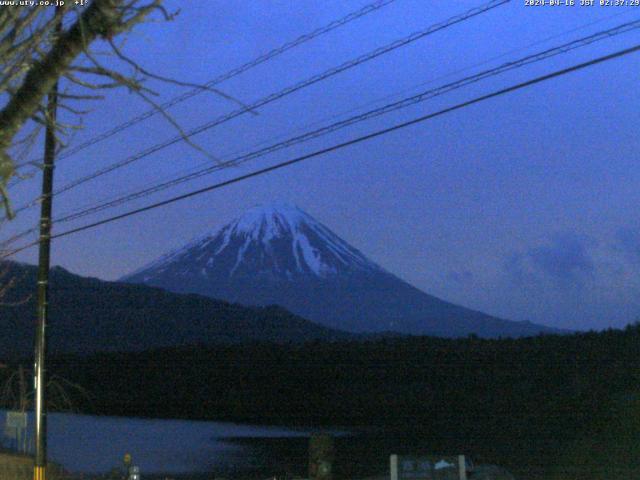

left=125, top=203, right=383, bottom=282
left=0, top=260, right=355, bottom=358
left=123, top=203, right=561, bottom=338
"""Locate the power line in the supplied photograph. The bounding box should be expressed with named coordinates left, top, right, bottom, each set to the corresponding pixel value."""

left=66, top=6, right=638, bottom=211
left=75, top=8, right=633, bottom=218
left=6, top=7, right=632, bottom=205
left=45, top=19, right=640, bottom=225
left=3, top=18, right=638, bottom=249
left=10, top=0, right=398, bottom=177
left=8, top=0, right=509, bottom=216
left=3, top=42, right=638, bottom=260
left=53, top=9, right=634, bottom=223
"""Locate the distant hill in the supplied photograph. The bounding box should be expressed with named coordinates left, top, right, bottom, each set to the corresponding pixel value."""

left=0, top=261, right=354, bottom=357
left=123, top=203, right=561, bottom=338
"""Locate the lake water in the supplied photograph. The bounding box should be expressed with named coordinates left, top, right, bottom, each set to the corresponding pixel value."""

left=1, top=410, right=323, bottom=476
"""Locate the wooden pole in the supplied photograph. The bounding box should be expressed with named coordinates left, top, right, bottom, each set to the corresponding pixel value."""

left=34, top=10, right=62, bottom=480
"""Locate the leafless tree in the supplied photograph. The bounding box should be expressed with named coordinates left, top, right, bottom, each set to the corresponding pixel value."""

left=1, top=364, right=90, bottom=412
left=0, top=364, right=91, bottom=453
left=0, top=0, right=183, bottom=218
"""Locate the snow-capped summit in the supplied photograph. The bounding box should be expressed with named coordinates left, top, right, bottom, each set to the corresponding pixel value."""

left=216, top=202, right=379, bottom=277
left=232, top=203, right=308, bottom=239
left=126, top=203, right=380, bottom=283
left=123, top=204, right=558, bottom=337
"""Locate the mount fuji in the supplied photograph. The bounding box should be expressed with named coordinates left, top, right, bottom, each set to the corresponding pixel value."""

left=122, top=204, right=556, bottom=338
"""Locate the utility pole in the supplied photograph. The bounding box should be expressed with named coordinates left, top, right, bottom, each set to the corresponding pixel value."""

left=34, top=9, right=61, bottom=480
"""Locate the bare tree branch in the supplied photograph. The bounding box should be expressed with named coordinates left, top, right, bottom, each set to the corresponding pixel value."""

left=0, top=0, right=163, bottom=218
left=0, top=0, right=235, bottom=223
left=107, top=37, right=260, bottom=116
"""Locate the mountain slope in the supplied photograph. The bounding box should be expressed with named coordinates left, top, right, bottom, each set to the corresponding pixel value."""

left=123, top=204, right=558, bottom=338
left=0, top=261, right=354, bottom=358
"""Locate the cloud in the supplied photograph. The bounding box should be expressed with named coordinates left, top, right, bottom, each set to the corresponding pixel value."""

left=528, top=233, right=594, bottom=282
left=614, top=227, right=640, bottom=263
left=490, top=231, right=640, bottom=329
left=503, top=252, right=533, bottom=286
left=505, top=233, right=594, bottom=286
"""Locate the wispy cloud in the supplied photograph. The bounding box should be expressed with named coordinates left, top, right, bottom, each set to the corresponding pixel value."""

left=528, top=233, right=594, bottom=283
left=504, top=232, right=594, bottom=286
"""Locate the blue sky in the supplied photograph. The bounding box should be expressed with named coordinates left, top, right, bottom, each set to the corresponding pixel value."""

left=5, top=0, right=640, bottom=330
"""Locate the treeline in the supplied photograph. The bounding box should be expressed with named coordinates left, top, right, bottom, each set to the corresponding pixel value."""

left=9, top=325, right=640, bottom=479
